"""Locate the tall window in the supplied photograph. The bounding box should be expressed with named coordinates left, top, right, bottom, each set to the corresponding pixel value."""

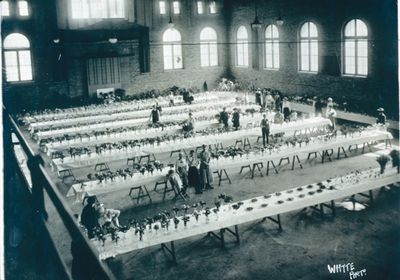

left=265, top=24, right=279, bottom=69
left=236, top=26, right=249, bottom=67
left=299, top=22, right=318, bottom=72
left=71, top=0, right=124, bottom=19
left=173, top=1, right=180, bottom=14
left=209, top=1, right=216, bottom=14
left=163, top=28, right=183, bottom=70
left=200, top=27, right=218, bottom=67
left=344, top=19, right=368, bottom=76
left=18, top=1, right=29, bottom=16
left=3, top=33, right=33, bottom=82
left=0, top=1, right=10, bottom=16
left=159, top=1, right=166, bottom=14
left=197, top=1, right=203, bottom=14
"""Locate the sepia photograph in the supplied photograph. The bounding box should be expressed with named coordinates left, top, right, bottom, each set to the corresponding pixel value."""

left=1, top=0, right=399, bottom=279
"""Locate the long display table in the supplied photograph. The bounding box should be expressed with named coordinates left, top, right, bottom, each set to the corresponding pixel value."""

left=91, top=167, right=399, bottom=260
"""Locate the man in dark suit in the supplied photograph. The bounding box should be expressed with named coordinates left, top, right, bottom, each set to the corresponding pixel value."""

left=261, top=114, right=270, bottom=147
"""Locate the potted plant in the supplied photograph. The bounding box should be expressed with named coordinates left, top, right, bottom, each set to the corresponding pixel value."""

left=376, top=155, right=390, bottom=174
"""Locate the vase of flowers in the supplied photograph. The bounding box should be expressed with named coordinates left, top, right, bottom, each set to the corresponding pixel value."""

left=376, top=155, right=390, bottom=174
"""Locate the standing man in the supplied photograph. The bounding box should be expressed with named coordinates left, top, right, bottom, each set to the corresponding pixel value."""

left=175, top=152, right=189, bottom=189
left=150, top=105, right=161, bottom=124
left=326, top=106, right=337, bottom=131
left=261, top=114, right=270, bottom=147
left=255, top=88, right=262, bottom=106
left=219, top=107, right=229, bottom=130
left=80, top=196, right=99, bottom=239
left=199, top=145, right=213, bottom=190
left=282, top=97, right=291, bottom=121
left=232, top=108, right=240, bottom=130
left=376, top=108, right=387, bottom=125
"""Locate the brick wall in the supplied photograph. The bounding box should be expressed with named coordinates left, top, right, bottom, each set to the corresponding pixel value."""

left=2, top=0, right=398, bottom=116
left=227, top=0, right=398, bottom=114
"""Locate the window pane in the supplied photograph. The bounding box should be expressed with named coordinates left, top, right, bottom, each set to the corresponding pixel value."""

left=309, top=22, right=318, bottom=37
left=237, top=26, right=248, bottom=40
left=197, top=1, right=203, bottom=14
left=272, top=25, right=279, bottom=38
left=344, top=40, right=355, bottom=74
left=4, top=51, right=19, bottom=81
left=243, top=42, right=249, bottom=66
left=163, top=45, right=173, bottom=70
left=19, top=51, right=32, bottom=80
left=273, top=41, right=279, bottom=68
left=4, top=33, right=30, bottom=49
left=209, top=43, right=218, bottom=66
left=109, top=0, right=124, bottom=18
left=300, top=23, right=309, bottom=38
left=89, top=0, right=107, bottom=18
left=357, top=57, right=368, bottom=75
left=200, top=43, right=208, bottom=66
left=356, top=19, right=368, bottom=37
left=345, top=20, right=356, bottom=37
left=71, top=0, right=89, bottom=19
left=173, top=1, right=180, bottom=14
left=173, top=44, right=183, bottom=68
left=300, top=41, right=309, bottom=71
left=163, top=28, right=181, bottom=42
left=357, top=40, right=368, bottom=57
left=159, top=1, right=166, bottom=14
left=0, top=1, right=10, bottom=16
left=200, top=27, right=217, bottom=41
left=209, top=1, right=216, bottom=14
left=18, top=1, right=29, bottom=16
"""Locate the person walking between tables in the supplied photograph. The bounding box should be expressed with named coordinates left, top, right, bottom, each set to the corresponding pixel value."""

left=80, top=196, right=99, bottom=239
left=168, top=169, right=187, bottom=195
left=261, top=114, right=270, bottom=147
left=219, top=107, right=229, bottom=129
left=255, top=88, right=262, bottom=106
left=376, top=107, right=387, bottom=125
left=187, top=150, right=202, bottom=194
left=232, top=108, right=240, bottom=130
left=282, top=97, right=291, bottom=121
left=176, top=152, right=189, bottom=189
left=326, top=106, right=337, bottom=131
left=199, top=144, right=214, bottom=190
left=150, top=104, right=161, bottom=124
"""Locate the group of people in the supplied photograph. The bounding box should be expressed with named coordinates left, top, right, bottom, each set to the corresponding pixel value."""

left=219, top=107, right=241, bottom=130
left=80, top=196, right=121, bottom=239
left=168, top=145, right=214, bottom=195
left=255, top=88, right=292, bottom=121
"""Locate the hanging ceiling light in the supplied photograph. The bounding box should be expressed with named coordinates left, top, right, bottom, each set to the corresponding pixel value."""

left=168, top=15, right=174, bottom=29
left=109, top=37, right=118, bottom=44
left=53, top=38, right=60, bottom=44
left=276, top=11, right=284, bottom=26
left=251, top=0, right=262, bottom=29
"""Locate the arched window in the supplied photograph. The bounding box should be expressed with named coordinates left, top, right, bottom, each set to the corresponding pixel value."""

left=265, top=24, right=279, bottom=69
left=200, top=27, right=218, bottom=67
left=299, top=22, right=318, bottom=72
left=3, top=33, right=33, bottom=82
left=344, top=19, right=368, bottom=76
left=0, top=1, right=10, bottom=16
left=236, top=26, right=249, bottom=67
left=163, top=28, right=183, bottom=70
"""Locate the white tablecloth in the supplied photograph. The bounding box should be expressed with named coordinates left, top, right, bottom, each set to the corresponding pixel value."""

left=92, top=167, right=399, bottom=260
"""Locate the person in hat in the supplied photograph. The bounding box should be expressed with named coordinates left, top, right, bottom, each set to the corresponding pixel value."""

left=183, top=112, right=194, bottom=135
left=149, top=104, right=161, bottom=124
left=199, top=144, right=213, bottom=190
left=187, top=150, right=202, bottom=194
left=327, top=97, right=334, bottom=108
left=176, top=151, right=189, bottom=189
left=219, top=107, right=229, bottom=129
left=97, top=205, right=120, bottom=229
left=260, top=114, right=270, bottom=147
left=376, top=108, right=387, bottom=125
left=264, top=91, right=274, bottom=111
left=314, top=97, right=324, bottom=117
left=282, top=97, right=291, bottom=121
left=232, top=108, right=240, bottom=130
left=255, top=88, right=262, bottom=106
left=80, top=196, right=100, bottom=238
left=326, top=106, right=337, bottom=131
